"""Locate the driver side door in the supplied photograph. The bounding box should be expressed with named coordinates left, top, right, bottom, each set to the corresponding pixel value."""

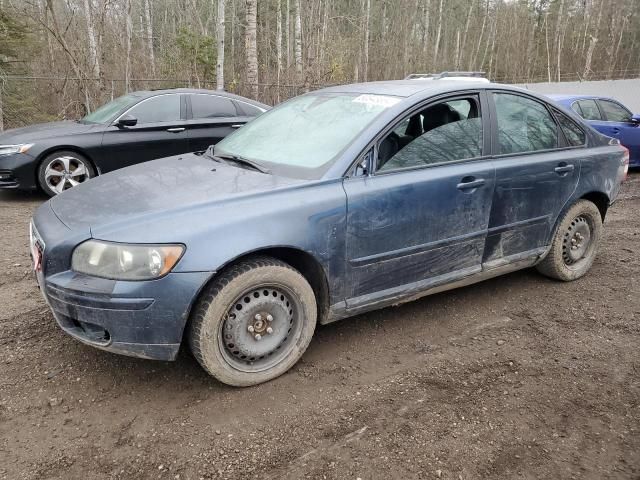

left=97, top=93, right=190, bottom=173
left=597, top=99, right=640, bottom=164
left=343, top=93, right=495, bottom=313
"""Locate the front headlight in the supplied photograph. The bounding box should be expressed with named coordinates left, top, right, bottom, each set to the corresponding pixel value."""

left=71, top=240, right=184, bottom=280
left=0, top=144, right=34, bottom=156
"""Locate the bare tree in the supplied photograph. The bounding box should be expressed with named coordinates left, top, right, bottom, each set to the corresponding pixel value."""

left=276, top=0, right=282, bottom=98
left=124, top=0, right=133, bottom=92
left=554, top=0, right=565, bottom=81
left=245, top=0, right=258, bottom=98
left=285, top=0, right=290, bottom=69
left=144, top=0, right=155, bottom=77
left=363, top=0, right=370, bottom=81
left=216, top=0, right=225, bottom=90
left=433, top=0, right=444, bottom=66
left=422, top=0, right=431, bottom=58
left=82, top=0, right=100, bottom=80
left=294, top=0, right=303, bottom=83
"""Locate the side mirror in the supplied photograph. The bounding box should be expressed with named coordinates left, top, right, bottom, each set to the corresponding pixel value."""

left=117, top=114, right=138, bottom=128
left=631, top=114, right=640, bottom=126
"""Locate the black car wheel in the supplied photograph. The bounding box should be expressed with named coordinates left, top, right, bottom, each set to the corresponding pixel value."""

left=38, top=151, right=95, bottom=196
left=536, top=200, right=603, bottom=281
left=188, top=256, right=317, bottom=387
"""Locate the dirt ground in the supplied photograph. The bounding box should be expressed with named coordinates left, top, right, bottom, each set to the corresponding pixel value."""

left=0, top=174, right=638, bottom=480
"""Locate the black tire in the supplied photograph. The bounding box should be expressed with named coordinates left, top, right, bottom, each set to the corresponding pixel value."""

left=38, top=150, right=95, bottom=196
left=188, top=256, right=317, bottom=387
left=536, top=200, right=603, bottom=281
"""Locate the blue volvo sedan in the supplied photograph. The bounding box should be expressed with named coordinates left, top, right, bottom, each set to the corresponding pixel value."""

left=31, top=80, right=628, bottom=386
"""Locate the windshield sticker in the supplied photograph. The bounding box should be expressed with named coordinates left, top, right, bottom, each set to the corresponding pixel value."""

left=352, top=94, right=400, bottom=109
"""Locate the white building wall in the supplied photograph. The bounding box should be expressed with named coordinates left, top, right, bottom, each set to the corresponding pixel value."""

left=517, top=78, right=640, bottom=113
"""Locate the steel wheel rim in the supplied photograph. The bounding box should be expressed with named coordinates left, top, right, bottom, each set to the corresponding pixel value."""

left=218, top=283, right=303, bottom=373
left=44, top=156, right=91, bottom=194
left=562, top=215, right=593, bottom=266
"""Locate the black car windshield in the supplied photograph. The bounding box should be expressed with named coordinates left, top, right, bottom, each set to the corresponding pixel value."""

left=81, top=94, right=141, bottom=124
left=214, top=92, right=400, bottom=179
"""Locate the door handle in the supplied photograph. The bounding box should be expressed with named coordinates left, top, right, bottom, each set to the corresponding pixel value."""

left=166, top=127, right=185, bottom=133
left=456, top=177, right=486, bottom=191
left=231, top=124, right=243, bottom=128
left=554, top=164, right=575, bottom=174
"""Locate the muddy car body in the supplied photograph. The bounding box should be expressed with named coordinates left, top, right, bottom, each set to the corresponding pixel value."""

left=31, top=80, right=627, bottom=386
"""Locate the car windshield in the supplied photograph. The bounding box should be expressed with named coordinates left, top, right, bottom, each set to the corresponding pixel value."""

left=80, top=94, right=141, bottom=124
left=214, top=92, right=400, bottom=178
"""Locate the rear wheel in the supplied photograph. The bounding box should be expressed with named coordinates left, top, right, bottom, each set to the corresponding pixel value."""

left=38, top=151, right=95, bottom=196
left=536, top=200, right=603, bottom=281
left=188, top=256, right=317, bottom=387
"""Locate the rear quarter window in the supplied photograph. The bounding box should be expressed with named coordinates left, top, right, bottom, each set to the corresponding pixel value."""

left=553, top=109, right=586, bottom=147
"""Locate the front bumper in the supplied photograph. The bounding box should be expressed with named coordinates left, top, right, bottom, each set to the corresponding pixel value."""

left=32, top=202, right=213, bottom=361
left=39, top=269, right=212, bottom=361
left=0, top=152, right=38, bottom=190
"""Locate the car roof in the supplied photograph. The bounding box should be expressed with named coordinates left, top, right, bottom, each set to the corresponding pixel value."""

left=315, top=80, right=556, bottom=110
left=547, top=94, right=612, bottom=102
left=131, top=88, right=270, bottom=108
left=317, top=79, right=504, bottom=98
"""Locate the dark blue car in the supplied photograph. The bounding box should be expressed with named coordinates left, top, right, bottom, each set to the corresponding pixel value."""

left=31, top=80, right=628, bottom=386
left=549, top=94, right=640, bottom=166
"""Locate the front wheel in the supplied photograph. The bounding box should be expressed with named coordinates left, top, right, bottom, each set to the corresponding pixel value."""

left=38, top=151, right=95, bottom=196
left=188, top=256, right=317, bottom=387
left=536, top=200, right=603, bottom=281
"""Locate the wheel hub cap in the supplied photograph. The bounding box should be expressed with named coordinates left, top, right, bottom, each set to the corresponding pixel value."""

left=222, top=288, right=294, bottom=362
left=563, top=216, right=591, bottom=264
left=44, top=156, right=90, bottom=194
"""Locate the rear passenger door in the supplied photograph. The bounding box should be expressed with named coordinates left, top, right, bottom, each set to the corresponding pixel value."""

left=185, top=94, right=250, bottom=152
left=484, top=91, right=582, bottom=267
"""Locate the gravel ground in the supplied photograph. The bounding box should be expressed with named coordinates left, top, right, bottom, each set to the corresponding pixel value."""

left=0, top=174, right=639, bottom=480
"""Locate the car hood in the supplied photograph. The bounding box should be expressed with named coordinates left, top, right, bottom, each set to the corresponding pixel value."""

left=0, top=120, right=98, bottom=143
left=49, top=153, right=306, bottom=232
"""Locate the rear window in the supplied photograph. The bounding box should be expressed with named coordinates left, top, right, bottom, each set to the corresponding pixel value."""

left=191, top=94, right=238, bottom=119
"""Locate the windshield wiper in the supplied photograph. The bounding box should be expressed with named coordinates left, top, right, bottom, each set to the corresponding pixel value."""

left=215, top=153, right=271, bottom=174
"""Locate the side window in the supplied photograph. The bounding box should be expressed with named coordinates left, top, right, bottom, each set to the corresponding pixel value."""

left=128, top=95, right=181, bottom=124
left=598, top=100, right=632, bottom=122
left=191, top=95, right=237, bottom=119
left=576, top=99, right=602, bottom=121
left=493, top=93, right=557, bottom=154
left=377, top=97, right=483, bottom=172
left=553, top=109, right=586, bottom=147
left=237, top=102, right=264, bottom=117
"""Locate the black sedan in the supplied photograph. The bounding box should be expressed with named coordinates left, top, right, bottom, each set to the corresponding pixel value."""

left=0, top=89, right=269, bottom=195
